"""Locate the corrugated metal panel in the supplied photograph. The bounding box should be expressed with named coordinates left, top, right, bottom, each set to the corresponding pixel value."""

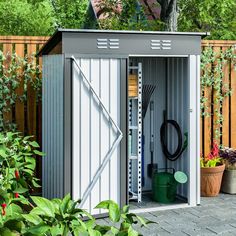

left=42, top=55, right=64, bottom=199
left=166, top=57, right=189, bottom=198
left=73, top=58, right=121, bottom=214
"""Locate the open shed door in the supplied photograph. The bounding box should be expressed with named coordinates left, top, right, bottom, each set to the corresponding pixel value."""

left=72, top=57, right=123, bottom=215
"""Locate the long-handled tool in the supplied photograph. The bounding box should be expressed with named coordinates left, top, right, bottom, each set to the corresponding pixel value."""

left=147, top=101, right=158, bottom=178
left=142, top=85, right=156, bottom=183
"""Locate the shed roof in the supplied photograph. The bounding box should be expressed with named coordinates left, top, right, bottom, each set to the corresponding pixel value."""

left=38, top=29, right=209, bottom=56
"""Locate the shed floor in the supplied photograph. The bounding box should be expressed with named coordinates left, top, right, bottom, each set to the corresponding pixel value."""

left=129, top=192, right=187, bottom=210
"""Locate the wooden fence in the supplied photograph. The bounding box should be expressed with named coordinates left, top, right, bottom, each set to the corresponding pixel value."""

left=201, top=40, right=236, bottom=156
left=0, top=36, right=49, bottom=181
left=0, top=36, right=48, bottom=143
left=0, top=36, right=235, bottom=162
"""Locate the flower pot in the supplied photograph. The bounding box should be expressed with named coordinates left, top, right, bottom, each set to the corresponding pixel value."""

left=201, top=164, right=225, bottom=197
left=221, top=169, right=236, bottom=194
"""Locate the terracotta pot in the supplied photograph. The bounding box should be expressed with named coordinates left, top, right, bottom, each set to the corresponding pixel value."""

left=201, top=164, right=225, bottom=197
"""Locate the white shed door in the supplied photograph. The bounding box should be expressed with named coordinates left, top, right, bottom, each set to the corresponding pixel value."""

left=72, top=58, right=122, bottom=215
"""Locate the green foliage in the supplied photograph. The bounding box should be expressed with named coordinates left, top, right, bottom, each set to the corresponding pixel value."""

left=0, top=133, right=154, bottom=235
left=178, top=0, right=236, bottom=39
left=0, top=194, right=154, bottom=235
left=95, top=0, right=164, bottom=31
left=0, top=0, right=55, bottom=36
left=51, top=0, right=88, bottom=29
left=0, top=51, right=42, bottom=131
left=201, top=47, right=236, bottom=140
left=0, top=132, right=43, bottom=203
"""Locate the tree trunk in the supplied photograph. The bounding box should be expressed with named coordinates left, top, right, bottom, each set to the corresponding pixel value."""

left=157, top=0, right=178, bottom=31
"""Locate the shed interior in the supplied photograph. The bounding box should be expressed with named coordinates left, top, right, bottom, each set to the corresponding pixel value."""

left=128, top=57, right=189, bottom=210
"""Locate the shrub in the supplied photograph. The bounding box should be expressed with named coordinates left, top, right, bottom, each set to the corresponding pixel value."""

left=0, top=132, right=154, bottom=235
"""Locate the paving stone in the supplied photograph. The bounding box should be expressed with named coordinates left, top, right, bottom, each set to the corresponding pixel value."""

left=133, top=194, right=236, bottom=235
left=207, top=224, right=236, bottom=235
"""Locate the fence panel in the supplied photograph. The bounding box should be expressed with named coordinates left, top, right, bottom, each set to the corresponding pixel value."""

left=0, top=36, right=48, bottom=140
left=0, top=36, right=48, bottom=184
left=201, top=40, right=236, bottom=156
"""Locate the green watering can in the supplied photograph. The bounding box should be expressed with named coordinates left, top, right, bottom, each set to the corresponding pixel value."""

left=152, top=168, right=188, bottom=203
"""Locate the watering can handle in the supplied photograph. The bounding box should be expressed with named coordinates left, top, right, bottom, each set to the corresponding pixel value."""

left=157, top=168, right=175, bottom=174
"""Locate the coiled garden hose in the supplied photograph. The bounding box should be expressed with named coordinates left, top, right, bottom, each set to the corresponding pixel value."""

left=160, top=120, right=188, bottom=161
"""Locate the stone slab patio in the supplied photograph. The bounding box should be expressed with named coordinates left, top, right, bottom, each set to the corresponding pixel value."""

left=97, top=194, right=236, bottom=235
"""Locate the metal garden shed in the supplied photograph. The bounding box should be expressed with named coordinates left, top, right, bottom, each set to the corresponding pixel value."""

left=39, top=29, right=207, bottom=215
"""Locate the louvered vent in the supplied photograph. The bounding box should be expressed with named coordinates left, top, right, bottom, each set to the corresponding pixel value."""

left=151, top=39, right=172, bottom=50
left=109, top=39, right=119, bottom=49
left=97, top=38, right=108, bottom=49
left=97, top=39, right=120, bottom=49
left=162, top=40, right=171, bottom=50
left=151, top=40, right=161, bottom=50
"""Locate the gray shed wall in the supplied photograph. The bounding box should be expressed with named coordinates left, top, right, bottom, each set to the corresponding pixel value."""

left=166, top=58, right=189, bottom=198
left=42, top=55, right=64, bottom=199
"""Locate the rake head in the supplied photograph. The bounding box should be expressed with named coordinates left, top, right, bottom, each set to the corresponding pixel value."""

left=142, top=84, right=156, bottom=118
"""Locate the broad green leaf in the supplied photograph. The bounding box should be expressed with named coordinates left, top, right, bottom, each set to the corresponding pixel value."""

left=10, top=203, right=23, bottom=215
left=27, top=224, right=51, bottom=235
left=60, top=193, right=71, bottom=214
left=136, top=215, right=156, bottom=227
left=94, top=225, right=111, bottom=234
left=25, top=156, right=36, bottom=170
left=123, top=205, right=129, bottom=214
left=109, top=201, right=120, bottom=222
left=31, top=196, right=55, bottom=217
left=29, top=141, right=40, bottom=148
left=30, top=207, right=46, bottom=216
left=32, top=179, right=41, bottom=188
left=111, top=226, right=120, bottom=234
left=88, top=229, right=102, bottom=236
left=51, top=198, right=62, bottom=213
left=22, top=213, right=42, bottom=225
left=0, top=149, right=7, bottom=158
left=50, top=225, right=63, bottom=236
left=33, top=150, right=45, bottom=156
left=128, top=226, right=139, bottom=236
left=95, top=200, right=110, bottom=209
left=13, top=187, right=28, bottom=194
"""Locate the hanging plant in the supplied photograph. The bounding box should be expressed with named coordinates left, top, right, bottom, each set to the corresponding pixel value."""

left=201, top=46, right=236, bottom=142
left=0, top=51, right=42, bottom=132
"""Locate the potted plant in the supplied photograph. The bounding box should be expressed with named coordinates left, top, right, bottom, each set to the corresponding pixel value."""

left=200, top=141, right=225, bottom=197
left=219, top=147, right=236, bottom=194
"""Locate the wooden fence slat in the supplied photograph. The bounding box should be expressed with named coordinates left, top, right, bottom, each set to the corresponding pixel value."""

left=27, top=44, right=37, bottom=137
left=222, top=46, right=230, bottom=147
left=231, top=52, right=236, bottom=148
left=203, top=46, right=212, bottom=156
left=15, top=44, right=25, bottom=133
left=3, top=43, right=13, bottom=125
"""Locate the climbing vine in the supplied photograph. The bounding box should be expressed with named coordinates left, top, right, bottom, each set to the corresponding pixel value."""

left=201, top=46, right=236, bottom=142
left=0, top=51, right=41, bottom=131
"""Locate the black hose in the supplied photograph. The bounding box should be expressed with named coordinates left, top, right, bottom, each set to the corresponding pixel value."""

left=160, top=120, right=187, bottom=161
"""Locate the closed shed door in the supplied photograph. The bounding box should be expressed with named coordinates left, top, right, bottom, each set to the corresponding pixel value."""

left=72, top=58, right=122, bottom=214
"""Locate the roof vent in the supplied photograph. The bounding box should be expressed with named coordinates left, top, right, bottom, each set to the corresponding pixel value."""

left=150, top=39, right=172, bottom=50
left=97, top=38, right=120, bottom=49
left=97, top=38, right=108, bottom=49
left=151, top=39, right=161, bottom=50
left=161, top=40, right=171, bottom=50
left=109, top=39, right=119, bottom=49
